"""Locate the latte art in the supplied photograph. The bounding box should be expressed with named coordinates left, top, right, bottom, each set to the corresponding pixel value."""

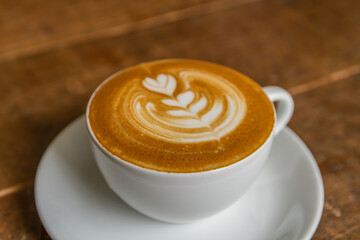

left=88, top=59, right=275, bottom=173
left=124, top=71, right=246, bottom=143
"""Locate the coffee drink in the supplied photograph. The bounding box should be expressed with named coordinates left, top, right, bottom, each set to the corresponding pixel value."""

left=88, top=59, right=275, bottom=173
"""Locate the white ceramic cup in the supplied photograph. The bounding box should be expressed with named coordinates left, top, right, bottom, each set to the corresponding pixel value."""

left=86, top=84, right=294, bottom=223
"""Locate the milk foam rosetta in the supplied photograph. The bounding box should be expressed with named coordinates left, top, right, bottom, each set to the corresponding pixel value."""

left=88, top=59, right=275, bottom=173
left=126, top=71, right=246, bottom=143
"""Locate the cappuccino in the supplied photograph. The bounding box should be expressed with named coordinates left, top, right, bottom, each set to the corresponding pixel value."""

left=88, top=59, right=275, bottom=173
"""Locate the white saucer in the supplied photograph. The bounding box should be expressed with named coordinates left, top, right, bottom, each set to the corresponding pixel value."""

left=35, top=116, right=324, bottom=240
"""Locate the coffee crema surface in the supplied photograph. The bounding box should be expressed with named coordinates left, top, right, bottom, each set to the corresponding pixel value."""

left=88, top=59, right=275, bottom=173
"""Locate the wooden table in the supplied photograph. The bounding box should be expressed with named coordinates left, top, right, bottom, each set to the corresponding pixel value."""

left=1, top=0, right=359, bottom=239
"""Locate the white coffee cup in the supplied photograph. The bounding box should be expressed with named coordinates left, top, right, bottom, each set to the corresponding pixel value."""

left=86, top=85, right=294, bottom=223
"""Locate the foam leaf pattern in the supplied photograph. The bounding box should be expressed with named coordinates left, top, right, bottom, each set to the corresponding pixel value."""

left=189, top=95, right=207, bottom=114
left=160, top=90, right=208, bottom=120
left=161, top=99, right=182, bottom=107
left=176, top=91, right=195, bottom=107
left=167, top=110, right=193, bottom=117
left=142, top=74, right=176, bottom=96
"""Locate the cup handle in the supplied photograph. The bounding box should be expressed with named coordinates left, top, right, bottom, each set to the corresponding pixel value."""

left=263, top=86, right=294, bottom=135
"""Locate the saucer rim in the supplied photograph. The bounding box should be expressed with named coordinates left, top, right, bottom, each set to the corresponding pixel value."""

left=34, top=115, right=324, bottom=240
left=285, top=127, right=324, bottom=239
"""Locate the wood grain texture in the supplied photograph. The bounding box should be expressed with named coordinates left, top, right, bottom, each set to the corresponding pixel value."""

left=0, top=0, right=359, bottom=238
left=0, top=188, right=41, bottom=240
left=0, top=0, right=215, bottom=62
left=290, top=77, right=360, bottom=239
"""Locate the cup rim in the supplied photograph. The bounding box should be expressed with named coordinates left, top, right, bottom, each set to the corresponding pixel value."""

left=85, top=59, right=276, bottom=176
